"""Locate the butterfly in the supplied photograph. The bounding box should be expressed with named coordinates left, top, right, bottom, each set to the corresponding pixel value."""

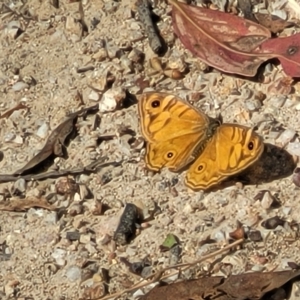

left=138, top=92, right=264, bottom=190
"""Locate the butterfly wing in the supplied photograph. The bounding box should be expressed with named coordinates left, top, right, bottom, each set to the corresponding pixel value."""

left=138, top=92, right=219, bottom=171
left=185, top=124, right=264, bottom=190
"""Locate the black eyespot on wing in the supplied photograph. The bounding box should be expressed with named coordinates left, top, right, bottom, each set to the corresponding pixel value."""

left=151, top=100, right=160, bottom=108
left=248, top=141, right=254, bottom=150
left=167, top=152, right=174, bottom=159
left=197, top=165, right=204, bottom=172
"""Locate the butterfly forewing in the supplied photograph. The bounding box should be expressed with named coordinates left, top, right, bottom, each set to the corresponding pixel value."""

left=138, top=92, right=219, bottom=171
left=139, top=93, right=213, bottom=141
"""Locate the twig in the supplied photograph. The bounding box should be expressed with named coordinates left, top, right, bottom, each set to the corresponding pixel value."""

left=98, top=238, right=245, bottom=299
left=0, top=160, right=122, bottom=183
left=136, top=0, right=164, bottom=54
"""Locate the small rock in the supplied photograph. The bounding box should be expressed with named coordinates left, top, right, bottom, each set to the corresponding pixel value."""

left=36, top=122, right=49, bottom=139
left=4, top=132, right=16, bottom=142
left=248, top=230, right=263, bottom=242
left=105, top=40, right=119, bottom=59
left=99, top=87, right=126, bottom=113
left=65, top=16, right=82, bottom=42
left=287, top=142, right=300, bottom=156
left=66, top=265, right=82, bottom=282
left=4, top=281, right=19, bottom=297
left=260, top=191, right=274, bottom=209
left=251, top=264, right=265, bottom=272
left=79, top=234, right=91, bottom=244
left=12, top=81, right=29, bottom=92
left=92, top=48, right=108, bottom=61
left=52, top=248, right=67, bottom=266
left=88, top=90, right=100, bottom=101
left=245, top=99, right=262, bottom=112
left=282, top=206, right=292, bottom=215
left=128, top=49, right=144, bottom=63
left=13, top=178, right=26, bottom=193
left=261, top=216, right=285, bottom=229
left=5, top=21, right=22, bottom=39
left=276, top=128, right=296, bottom=147
left=45, top=211, right=58, bottom=224
left=66, top=231, right=80, bottom=241
left=12, top=135, right=23, bottom=144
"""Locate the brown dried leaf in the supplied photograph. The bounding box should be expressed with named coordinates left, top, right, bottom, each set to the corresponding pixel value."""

left=0, top=197, right=56, bottom=211
left=82, top=282, right=105, bottom=299
left=0, top=103, right=28, bottom=119
left=254, top=13, right=294, bottom=34
left=14, top=105, right=98, bottom=175
left=141, top=270, right=300, bottom=300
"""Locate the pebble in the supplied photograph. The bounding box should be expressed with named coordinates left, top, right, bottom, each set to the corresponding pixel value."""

left=65, top=16, right=83, bottom=42
left=36, top=122, right=49, bottom=139
left=267, top=95, right=286, bottom=108
left=12, top=135, right=23, bottom=144
left=105, top=40, right=119, bottom=59
left=5, top=20, right=21, bottom=39
left=45, top=212, right=58, bottom=224
left=260, top=191, right=274, bottom=210
left=272, top=9, right=287, bottom=20
left=282, top=206, right=292, bottom=215
left=4, top=132, right=16, bottom=142
left=66, top=265, right=82, bottom=282
left=88, top=90, right=100, bottom=101
left=52, top=248, right=67, bottom=266
left=13, top=178, right=26, bottom=193
left=251, top=264, right=265, bottom=272
left=79, top=234, right=91, bottom=244
left=276, top=128, right=296, bottom=146
left=12, top=81, right=29, bottom=92
left=244, top=99, right=262, bottom=111
left=287, top=142, right=300, bottom=156
left=99, top=87, right=126, bottom=112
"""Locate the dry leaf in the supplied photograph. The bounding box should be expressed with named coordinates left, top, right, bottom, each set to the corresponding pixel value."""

left=14, top=105, right=98, bottom=175
left=0, top=103, right=28, bottom=119
left=170, top=0, right=300, bottom=77
left=254, top=13, right=294, bottom=34
left=141, top=270, right=300, bottom=300
left=0, top=197, right=56, bottom=211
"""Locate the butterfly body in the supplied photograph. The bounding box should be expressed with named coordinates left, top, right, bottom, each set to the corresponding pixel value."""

left=138, top=92, right=264, bottom=190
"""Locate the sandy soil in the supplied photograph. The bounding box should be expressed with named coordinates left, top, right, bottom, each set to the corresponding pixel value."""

left=1, top=0, right=300, bottom=299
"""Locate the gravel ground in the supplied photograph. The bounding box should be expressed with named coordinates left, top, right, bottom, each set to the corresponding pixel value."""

left=1, top=0, right=300, bottom=299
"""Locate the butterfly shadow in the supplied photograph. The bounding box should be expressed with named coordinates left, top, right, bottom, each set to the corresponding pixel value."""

left=228, top=143, right=296, bottom=189
left=197, top=143, right=296, bottom=192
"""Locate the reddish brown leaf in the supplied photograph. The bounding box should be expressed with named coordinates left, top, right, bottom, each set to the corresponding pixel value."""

left=260, top=34, right=300, bottom=77
left=254, top=13, right=294, bottom=34
left=170, top=0, right=300, bottom=77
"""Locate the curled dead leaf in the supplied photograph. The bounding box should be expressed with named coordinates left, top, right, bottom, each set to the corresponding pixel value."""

left=170, top=0, right=300, bottom=77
